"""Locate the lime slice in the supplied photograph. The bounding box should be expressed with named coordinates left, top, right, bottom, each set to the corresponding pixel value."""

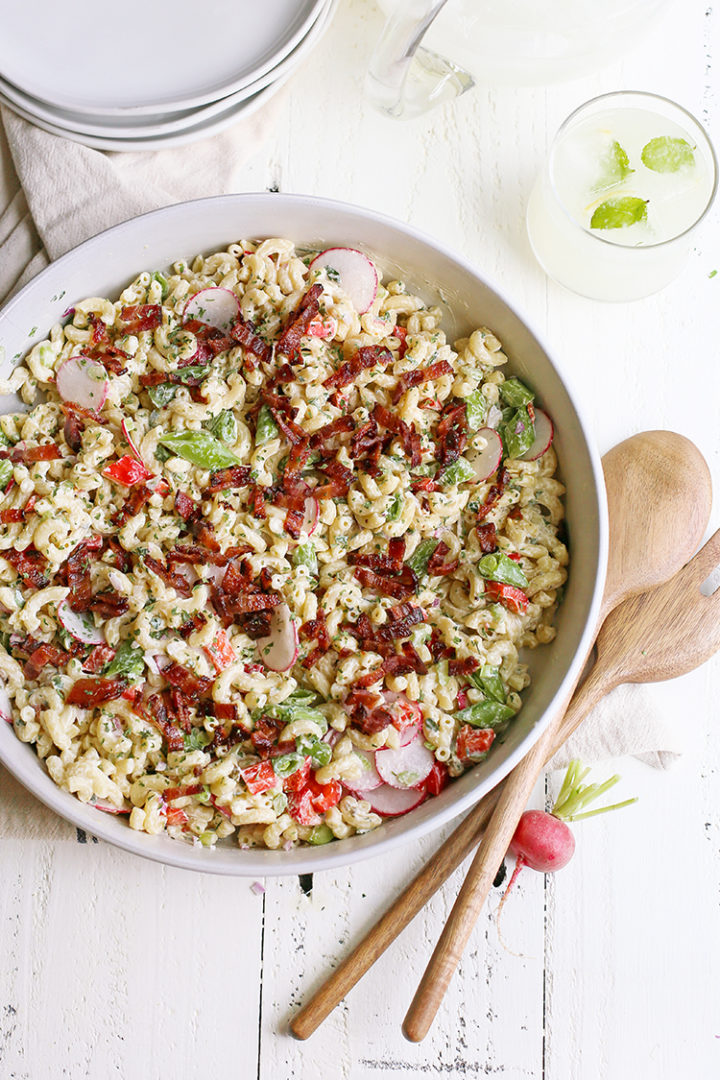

left=641, top=136, right=695, bottom=173
left=590, top=197, right=648, bottom=230
left=593, top=139, right=634, bottom=193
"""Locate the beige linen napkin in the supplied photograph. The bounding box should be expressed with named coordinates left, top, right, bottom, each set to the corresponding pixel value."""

left=0, top=106, right=684, bottom=840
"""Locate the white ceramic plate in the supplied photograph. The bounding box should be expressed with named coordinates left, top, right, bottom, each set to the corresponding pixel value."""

left=0, top=194, right=607, bottom=876
left=0, top=77, right=287, bottom=154
left=0, top=0, right=334, bottom=141
left=0, top=0, right=325, bottom=115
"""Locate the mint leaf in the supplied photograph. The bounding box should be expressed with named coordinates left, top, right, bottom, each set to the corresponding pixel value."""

left=641, top=136, right=695, bottom=173
left=593, top=139, right=634, bottom=192
left=590, top=197, right=648, bottom=230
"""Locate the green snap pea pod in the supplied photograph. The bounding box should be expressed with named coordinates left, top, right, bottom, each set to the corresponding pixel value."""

left=158, top=431, right=241, bottom=469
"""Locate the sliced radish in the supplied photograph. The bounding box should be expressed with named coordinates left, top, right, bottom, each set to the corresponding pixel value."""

left=121, top=418, right=144, bottom=464
left=309, top=248, right=378, bottom=313
left=256, top=603, right=298, bottom=672
left=91, top=797, right=131, bottom=814
left=56, top=355, right=108, bottom=412
left=375, top=738, right=435, bottom=790
left=344, top=749, right=383, bottom=793
left=0, top=686, right=13, bottom=723
left=520, top=408, right=554, bottom=461
left=183, top=287, right=240, bottom=333
left=302, top=495, right=319, bottom=537
left=58, top=600, right=105, bottom=645
left=397, top=721, right=421, bottom=747
left=365, top=783, right=426, bottom=817
left=467, top=428, right=503, bottom=482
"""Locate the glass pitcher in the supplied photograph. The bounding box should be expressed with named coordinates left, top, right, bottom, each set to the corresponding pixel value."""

left=367, top=0, right=674, bottom=119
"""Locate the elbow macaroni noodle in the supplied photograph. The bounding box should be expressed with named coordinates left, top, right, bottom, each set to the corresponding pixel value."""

left=0, top=238, right=567, bottom=851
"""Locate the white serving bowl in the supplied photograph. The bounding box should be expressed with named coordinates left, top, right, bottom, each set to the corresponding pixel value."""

left=0, top=193, right=607, bottom=876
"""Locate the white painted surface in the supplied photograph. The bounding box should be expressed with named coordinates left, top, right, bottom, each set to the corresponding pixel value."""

left=1, top=1, right=719, bottom=1077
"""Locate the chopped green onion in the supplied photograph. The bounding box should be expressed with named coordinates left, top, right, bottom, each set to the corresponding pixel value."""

left=151, top=271, right=169, bottom=301
left=272, top=752, right=306, bottom=778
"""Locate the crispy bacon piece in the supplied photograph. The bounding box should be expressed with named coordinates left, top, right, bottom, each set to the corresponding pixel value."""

left=392, top=358, right=454, bottom=403
left=352, top=649, right=427, bottom=692
left=237, top=610, right=273, bottom=639
left=308, top=416, right=355, bottom=448
left=4, top=546, right=49, bottom=590
left=170, top=543, right=250, bottom=567
left=143, top=555, right=191, bottom=599
left=428, top=629, right=453, bottom=661
left=299, top=609, right=331, bottom=668
left=448, top=657, right=481, bottom=676
left=435, top=403, right=467, bottom=467
left=284, top=439, right=311, bottom=479
left=24, top=642, right=69, bottom=680
left=178, top=612, right=208, bottom=639
left=83, top=644, right=117, bottom=674
left=354, top=565, right=418, bottom=601
left=104, top=538, right=132, bottom=573
left=167, top=687, right=193, bottom=732
left=164, top=663, right=213, bottom=698
left=324, top=345, right=393, bottom=390
left=64, top=534, right=103, bottom=611
left=67, top=676, right=128, bottom=708
left=372, top=403, right=422, bottom=467
left=174, top=491, right=200, bottom=522
left=476, top=521, right=498, bottom=553
left=212, top=592, right=282, bottom=617
left=63, top=411, right=84, bottom=452
left=88, top=592, right=131, bottom=619
left=371, top=603, right=425, bottom=642
left=476, top=466, right=510, bottom=521
left=269, top=407, right=307, bottom=446
left=348, top=549, right=405, bottom=574
left=229, top=314, right=272, bottom=364
left=181, top=319, right=235, bottom=364
left=112, top=483, right=153, bottom=527
left=117, top=304, right=162, bottom=334
left=276, top=284, right=323, bottom=358
left=207, top=466, right=253, bottom=492
left=248, top=484, right=267, bottom=519
left=85, top=313, right=129, bottom=374
left=313, top=461, right=354, bottom=500
left=251, top=716, right=281, bottom=758
left=0, top=443, right=63, bottom=464
left=426, top=540, right=458, bottom=577
left=143, top=692, right=185, bottom=752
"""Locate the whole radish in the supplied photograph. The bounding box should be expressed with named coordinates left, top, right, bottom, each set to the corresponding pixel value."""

left=499, top=759, right=637, bottom=916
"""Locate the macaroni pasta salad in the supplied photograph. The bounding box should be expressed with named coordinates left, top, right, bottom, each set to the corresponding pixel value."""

left=0, top=238, right=568, bottom=850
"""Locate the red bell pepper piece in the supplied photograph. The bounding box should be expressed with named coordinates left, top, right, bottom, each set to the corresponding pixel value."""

left=456, top=725, right=495, bottom=763
left=308, top=777, right=342, bottom=813
left=424, top=761, right=450, bottom=797
left=103, top=455, right=153, bottom=487
left=287, top=786, right=322, bottom=826
left=306, top=316, right=337, bottom=339
left=483, top=580, right=529, bottom=614
left=283, top=757, right=312, bottom=793
left=165, top=806, right=188, bottom=828
left=241, top=760, right=277, bottom=795
left=204, top=629, right=237, bottom=673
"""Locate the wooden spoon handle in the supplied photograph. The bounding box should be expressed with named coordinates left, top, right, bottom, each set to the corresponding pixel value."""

left=290, top=657, right=615, bottom=1040
left=402, top=658, right=618, bottom=1042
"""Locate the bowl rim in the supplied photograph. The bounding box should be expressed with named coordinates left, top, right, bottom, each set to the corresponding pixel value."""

left=0, top=191, right=608, bottom=875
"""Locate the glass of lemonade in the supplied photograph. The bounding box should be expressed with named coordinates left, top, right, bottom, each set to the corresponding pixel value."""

left=526, top=91, right=718, bottom=301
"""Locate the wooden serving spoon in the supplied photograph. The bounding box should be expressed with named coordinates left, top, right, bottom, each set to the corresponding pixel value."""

left=290, top=430, right=711, bottom=1041
left=403, top=438, right=716, bottom=1040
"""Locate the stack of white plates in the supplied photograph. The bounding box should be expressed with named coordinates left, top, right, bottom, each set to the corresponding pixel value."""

left=0, top=0, right=334, bottom=151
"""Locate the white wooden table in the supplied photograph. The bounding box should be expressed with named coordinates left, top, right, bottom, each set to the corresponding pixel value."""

left=1, top=2, right=719, bottom=1077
